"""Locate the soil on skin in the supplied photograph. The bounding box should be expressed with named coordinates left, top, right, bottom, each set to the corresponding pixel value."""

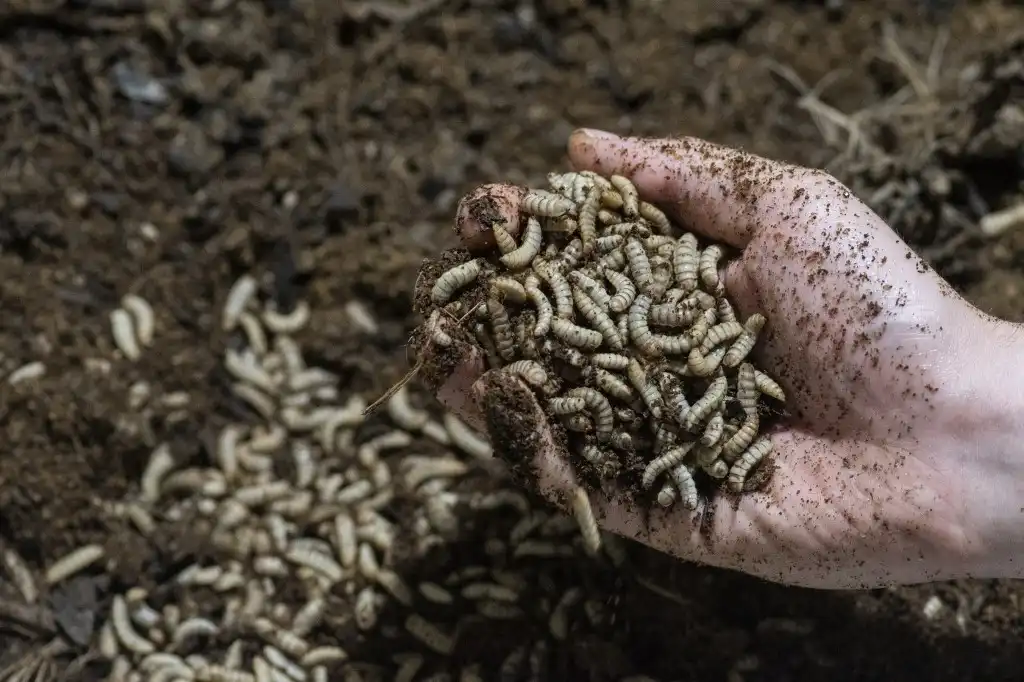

left=2, top=0, right=1024, bottom=679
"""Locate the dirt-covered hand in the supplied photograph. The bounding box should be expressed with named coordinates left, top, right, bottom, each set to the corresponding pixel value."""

left=414, top=130, right=1024, bottom=589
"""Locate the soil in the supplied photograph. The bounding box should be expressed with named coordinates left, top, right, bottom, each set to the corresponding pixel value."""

left=1, top=0, right=1024, bottom=680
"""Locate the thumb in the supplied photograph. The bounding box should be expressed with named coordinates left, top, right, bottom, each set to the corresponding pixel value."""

left=566, top=129, right=827, bottom=249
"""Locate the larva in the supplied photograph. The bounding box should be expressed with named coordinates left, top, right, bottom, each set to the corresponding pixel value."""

left=579, top=445, right=618, bottom=476
left=501, top=216, right=544, bottom=270
left=603, top=267, right=637, bottom=314
left=578, top=187, right=600, bottom=257
left=656, top=481, right=678, bottom=507
left=609, top=430, right=634, bottom=452
left=491, top=222, right=518, bottom=255
left=404, top=614, right=456, bottom=655
left=591, top=367, right=636, bottom=403
left=683, top=376, right=728, bottom=431
left=717, top=297, right=737, bottom=323
left=431, top=259, right=484, bottom=305
left=534, top=260, right=574, bottom=319
left=523, top=189, right=575, bottom=217
left=597, top=208, right=620, bottom=225
left=724, top=313, right=766, bottom=367
left=121, top=294, right=155, bottom=347
left=656, top=370, right=690, bottom=426
left=548, top=395, right=587, bottom=415
left=626, top=358, right=662, bottom=419
left=551, top=317, right=603, bottom=351
left=45, top=544, right=105, bottom=585
left=490, top=277, right=527, bottom=303
left=702, top=459, right=729, bottom=479
left=590, top=352, right=630, bottom=371
left=754, top=368, right=786, bottom=402
left=222, top=274, right=258, bottom=331
left=597, top=235, right=624, bottom=251
left=668, top=464, right=699, bottom=510
left=610, top=174, right=639, bottom=217
left=639, top=201, right=672, bottom=234
left=522, top=274, right=554, bottom=337
left=700, top=321, right=744, bottom=353
left=567, top=387, right=614, bottom=442
left=701, top=412, right=725, bottom=447
left=627, top=294, right=660, bottom=356
left=600, top=189, right=623, bottom=210
left=649, top=303, right=695, bottom=328
left=727, top=437, right=773, bottom=493
left=551, top=342, right=588, bottom=367
left=572, top=286, right=622, bottom=350
left=698, top=245, right=725, bottom=294
left=580, top=169, right=614, bottom=190
left=737, top=362, right=759, bottom=416
left=563, top=414, right=593, bottom=432
left=672, top=233, right=699, bottom=293
left=559, top=238, right=584, bottom=270
left=599, top=247, right=627, bottom=271
left=624, top=238, right=653, bottom=294
left=568, top=270, right=612, bottom=309
left=653, top=330, right=693, bottom=356
left=687, top=346, right=726, bottom=377
left=505, top=359, right=548, bottom=387
left=572, top=487, right=602, bottom=556
left=486, top=297, right=517, bottom=361
left=641, top=443, right=693, bottom=490
left=722, top=413, right=759, bottom=462
left=110, top=308, right=141, bottom=361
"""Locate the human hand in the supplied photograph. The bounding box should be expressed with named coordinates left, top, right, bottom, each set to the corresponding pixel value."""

left=413, top=129, right=1024, bottom=589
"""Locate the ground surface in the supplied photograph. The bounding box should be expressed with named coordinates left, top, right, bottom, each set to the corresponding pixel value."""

left=1, top=0, right=1023, bottom=680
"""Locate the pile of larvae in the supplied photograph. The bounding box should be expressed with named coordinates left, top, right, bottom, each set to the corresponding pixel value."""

left=426, top=171, right=787, bottom=510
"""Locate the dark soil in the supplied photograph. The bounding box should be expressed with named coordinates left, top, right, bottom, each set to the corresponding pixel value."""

left=2, top=0, right=1024, bottom=680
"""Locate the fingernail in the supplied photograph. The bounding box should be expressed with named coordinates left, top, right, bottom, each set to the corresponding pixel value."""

left=573, top=128, right=619, bottom=141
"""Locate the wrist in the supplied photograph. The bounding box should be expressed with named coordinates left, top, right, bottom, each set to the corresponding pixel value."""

left=948, top=317, right=1024, bottom=578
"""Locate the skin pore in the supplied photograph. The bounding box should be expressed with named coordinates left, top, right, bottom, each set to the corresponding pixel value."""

left=415, top=129, right=1024, bottom=589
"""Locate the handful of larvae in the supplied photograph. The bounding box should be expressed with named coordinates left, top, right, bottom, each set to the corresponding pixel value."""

left=425, top=171, right=787, bottom=510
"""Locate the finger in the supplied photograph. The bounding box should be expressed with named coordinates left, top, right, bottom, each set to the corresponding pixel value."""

left=567, top=129, right=832, bottom=249
left=411, top=311, right=488, bottom=433
left=454, top=183, right=526, bottom=253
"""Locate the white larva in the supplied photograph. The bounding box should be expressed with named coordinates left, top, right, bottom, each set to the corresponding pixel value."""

left=486, top=296, right=516, bottom=362
left=284, top=546, right=344, bottom=583
left=224, top=348, right=278, bottom=394
left=578, top=187, right=600, bottom=256
left=354, top=587, right=383, bottom=631
left=394, top=654, right=425, bottom=682
left=523, top=189, right=575, bottom=217
left=590, top=353, right=630, bottom=371
left=110, top=308, right=141, bottom=361
left=591, top=367, right=635, bottom=403
left=698, top=245, right=725, bottom=294
left=599, top=247, right=627, bottom=271
left=559, top=238, right=584, bottom=270
left=534, top=259, right=574, bottom=318
left=727, top=437, right=773, bottom=493
left=701, top=412, right=725, bottom=447
left=333, top=512, right=357, bottom=567
left=223, top=275, right=258, bottom=331
left=405, top=614, right=456, bottom=655
left=717, top=297, right=738, bottom=324
left=501, top=216, right=544, bottom=270
left=683, top=376, right=728, bottom=431
left=641, top=443, right=693, bottom=490
left=657, top=481, right=677, bottom=507
left=442, top=413, right=493, bottom=460
left=386, top=385, right=429, bottom=431
left=232, top=383, right=276, bottom=419
left=121, top=294, right=155, bottom=347
left=686, top=346, right=726, bottom=377
left=548, top=587, right=583, bottom=640
left=672, top=233, right=699, bottom=293
left=668, top=464, right=699, bottom=510
left=547, top=395, right=586, bottom=415
left=461, top=582, right=520, bottom=602
left=524, top=273, right=554, bottom=337
left=724, top=313, right=766, bottom=368
left=505, top=359, right=548, bottom=387
left=551, top=317, right=603, bottom=351
left=626, top=358, right=662, bottom=419
left=430, top=259, right=484, bottom=305
left=609, top=174, right=639, bottom=217
left=6, top=361, right=45, bottom=385
left=623, top=237, right=653, bottom=294
left=490, top=277, right=527, bottom=303
left=736, top=362, right=759, bottom=416
left=700, top=321, right=744, bottom=353
left=722, top=413, right=759, bottom=462
left=111, top=595, right=156, bottom=654
left=596, top=234, right=624, bottom=251
left=754, top=368, right=786, bottom=402
left=572, top=286, right=622, bottom=350
left=566, top=387, right=614, bottom=442
left=702, top=459, right=729, bottom=479
left=263, top=646, right=307, bottom=682
left=172, top=617, right=219, bottom=648
left=639, top=201, right=672, bottom=234
left=264, top=301, right=312, bottom=335
left=44, top=544, right=105, bottom=585
left=300, top=647, right=348, bottom=667
left=568, top=270, right=612, bottom=309
left=140, top=442, right=175, bottom=503
left=648, top=302, right=695, bottom=327
left=571, top=486, right=602, bottom=555
left=419, top=582, right=454, bottom=604
left=490, top=222, right=518, bottom=254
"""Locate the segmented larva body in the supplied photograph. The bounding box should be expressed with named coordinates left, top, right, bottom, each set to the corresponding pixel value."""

left=627, top=294, right=659, bottom=356
left=702, top=458, right=729, bottom=479
left=701, top=412, right=725, bottom=447
left=698, top=245, right=725, bottom=294
left=683, top=376, right=728, bottom=432
left=568, top=270, right=611, bottom=310
left=724, top=313, right=766, bottom=367
left=641, top=443, right=693, bottom=490
left=599, top=247, right=627, bottom=271
left=491, top=223, right=518, bottom=255
left=559, top=238, right=584, bottom=270
left=669, top=464, right=699, bottom=510
left=737, top=362, right=759, bottom=416
left=501, top=216, right=544, bottom=270
left=722, top=413, right=759, bottom=462
left=551, top=317, right=603, bottom=351
left=578, top=188, right=600, bottom=257
left=754, top=369, right=786, bottom=402
left=524, top=273, right=554, bottom=337
left=534, top=260, right=574, bottom=318
left=624, top=238, right=653, bottom=294
left=490, top=277, right=527, bottom=303
left=687, top=346, right=726, bottom=377
left=431, top=258, right=484, bottom=305
left=626, top=358, right=662, bottom=419
left=701, top=321, right=744, bottom=353
left=523, top=189, right=575, bottom=217
left=597, top=234, right=624, bottom=251
left=600, top=189, right=623, bottom=211
left=609, top=174, right=639, bottom=217
left=601, top=267, right=635, bottom=314
left=673, top=233, right=699, bottom=293
left=727, top=437, right=773, bottom=493
left=639, top=201, right=672, bottom=234
left=505, top=360, right=548, bottom=387
left=548, top=396, right=587, bottom=415
left=656, top=371, right=690, bottom=426
left=572, top=487, right=602, bottom=556
left=649, top=302, right=695, bottom=327
left=717, top=297, right=737, bottom=323
left=591, top=367, right=636, bottom=403
left=572, top=287, right=622, bottom=351
left=487, top=297, right=517, bottom=362
left=567, top=387, right=614, bottom=442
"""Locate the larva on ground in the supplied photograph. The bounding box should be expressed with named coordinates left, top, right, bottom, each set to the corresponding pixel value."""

left=687, top=346, right=726, bottom=377
left=727, top=437, right=773, bottom=493
left=698, top=245, right=725, bottom=294
left=683, top=376, right=728, bottom=431
left=668, top=464, right=699, bottom=510
left=571, top=487, right=602, bottom=556
left=567, top=387, right=614, bottom=442
left=431, top=259, right=484, bottom=305
left=486, top=297, right=517, bottom=361
left=405, top=614, right=456, bottom=655
left=639, top=201, right=672, bottom=234
left=490, top=222, right=518, bottom=254
left=649, top=302, right=695, bottom=327
left=110, top=308, right=141, bottom=361
left=523, top=189, right=575, bottom=217
left=572, top=286, right=623, bottom=350
left=599, top=247, right=627, bottom=271
left=591, top=367, right=636, bottom=403
left=551, top=317, right=603, bottom=351
left=641, top=443, right=693, bottom=490
left=724, top=313, right=767, bottom=367
left=45, top=544, right=105, bottom=585
left=627, top=294, right=660, bottom=356
left=623, top=237, right=653, bottom=293
left=722, top=413, right=759, bottom=462
left=603, top=267, right=637, bottom=313
left=754, top=368, right=786, bottom=401
left=559, top=237, right=585, bottom=270
left=111, top=595, right=156, bottom=654
left=717, top=296, right=738, bottom=323
left=578, top=187, right=600, bottom=257
left=563, top=413, right=593, bottom=432
left=610, top=174, right=639, bottom=217
left=505, top=359, right=548, bottom=387
left=490, top=277, right=527, bottom=303
left=590, top=352, right=630, bottom=371
left=672, top=233, right=699, bottom=293
left=626, top=358, right=663, bottom=419
left=121, top=294, right=155, bottom=347
left=524, top=274, right=554, bottom=337
left=596, top=234, right=624, bottom=251
left=534, top=259, right=574, bottom=318
left=702, top=459, right=729, bottom=479
left=736, top=362, right=759, bottom=417
left=568, top=269, right=612, bottom=309
left=656, top=481, right=677, bottom=507
left=700, top=321, right=744, bottom=353
left=548, top=395, right=587, bottom=415
left=600, top=189, right=624, bottom=210
left=700, top=412, right=725, bottom=447
left=501, top=216, right=544, bottom=270
left=222, top=274, right=258, bottom=331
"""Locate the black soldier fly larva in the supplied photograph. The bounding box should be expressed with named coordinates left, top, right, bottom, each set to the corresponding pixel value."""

left=416, top=170, right=789, bottom=514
